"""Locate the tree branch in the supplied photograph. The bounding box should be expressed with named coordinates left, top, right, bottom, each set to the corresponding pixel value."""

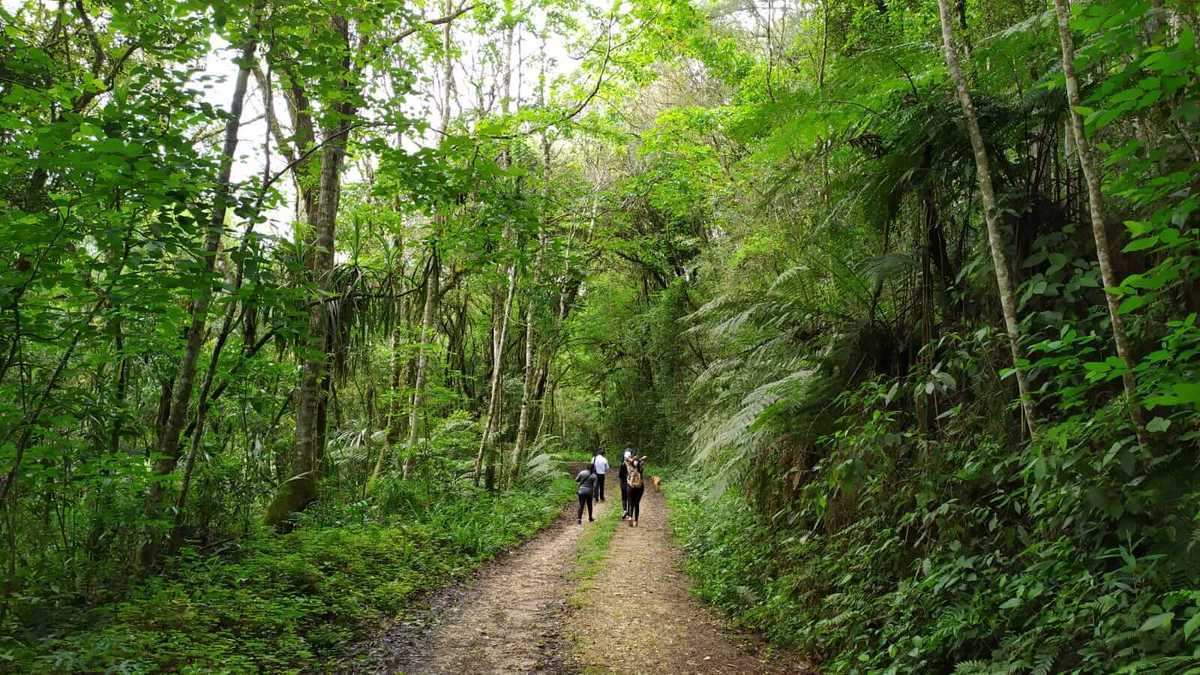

left=391, top=4, right=475, bottom=44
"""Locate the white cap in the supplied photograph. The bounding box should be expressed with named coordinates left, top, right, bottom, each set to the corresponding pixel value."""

left=623, top=449, right=633, bottom=459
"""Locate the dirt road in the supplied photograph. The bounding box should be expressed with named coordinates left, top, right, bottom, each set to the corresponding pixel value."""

left=569, top=487, right=808, bottom=674
left=339, top=484, right=808, bottom=674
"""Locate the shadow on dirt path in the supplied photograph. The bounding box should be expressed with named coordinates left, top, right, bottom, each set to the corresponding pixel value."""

left=569, top=487, right=814, bottom=674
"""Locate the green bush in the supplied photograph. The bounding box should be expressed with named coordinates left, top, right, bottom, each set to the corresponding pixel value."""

left=667, top=412, right=1200, bottom=674
left=0, top=478, right=573, bottom=673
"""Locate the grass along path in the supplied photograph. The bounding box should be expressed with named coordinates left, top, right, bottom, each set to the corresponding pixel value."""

left=342, top=491, right=615, bottom=673
left=571, top=493, right=624, bottom=608
left=336, top=477, right=802, bottom=674
left=568, top=486, right=811, bottom=674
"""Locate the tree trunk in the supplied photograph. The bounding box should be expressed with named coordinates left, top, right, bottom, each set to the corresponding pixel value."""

left=511, top=255, right=541, bottom=481
left=935, top=0, right=1040, bottom=439
left=261, top=9, right=362, bottom=527
left=512, top=104, right=553, bottom=481
left=474, top=261, right=517, bottom=486
left=139, top=33, right=256, bottom=565
left=1052, top=0, right=1152, bottom=449
left=473, top=19, right=518, bottom=487
left=402, top=7, right=455, bottom=480
left=452, top=297, right=472, bottom=399
left=266, top=118, right=348, bottom=527
left=404, top=250, right=440, bottom=477
left=109, top=317, right=128, bottom=454
left=369, top=291, right=409, bottom=491
left=168, top=295, right=236, bottom=551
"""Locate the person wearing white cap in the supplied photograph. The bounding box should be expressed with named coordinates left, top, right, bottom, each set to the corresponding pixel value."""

left=625, top=453, right=646, bottom=527
left=618, top=448, right=634, bottom=518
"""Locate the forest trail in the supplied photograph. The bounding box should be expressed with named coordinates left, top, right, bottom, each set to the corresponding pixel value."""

left=341, top=481, right=809, bottom=674
left=337, top=496, right=607, bottom=674
left=569, top=487, right=810, bottom=674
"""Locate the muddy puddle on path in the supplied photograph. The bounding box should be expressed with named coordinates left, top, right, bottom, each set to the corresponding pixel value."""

left=336, top=495, right=612, bottom=674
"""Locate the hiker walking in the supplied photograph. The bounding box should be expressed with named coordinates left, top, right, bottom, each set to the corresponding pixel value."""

left=625, top=454, right=646, bottom=527
left=618, top=448, right=634, bottom=517
left=591, top=450, right=610, bottom=502
left=576, top=464, right=597, bottom=524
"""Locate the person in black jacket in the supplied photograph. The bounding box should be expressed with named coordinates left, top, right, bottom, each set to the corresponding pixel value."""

left=618, top=448, right=634, bottom=518
left=625, top=454, right=646, bottom=527
left=576, top=465, right=597, bottom=524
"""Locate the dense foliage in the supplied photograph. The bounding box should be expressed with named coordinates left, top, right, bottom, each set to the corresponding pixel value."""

left=626, top=0, right=1200, bottom=671
left=0, top=0, right=609, bottom=667
left=2, top=0, right=1199, bottom=671
left=9, top=480, right=570, bottom=671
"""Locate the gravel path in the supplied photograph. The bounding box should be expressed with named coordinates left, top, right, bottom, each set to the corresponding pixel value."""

left=569, top=487, right=812, bottom=674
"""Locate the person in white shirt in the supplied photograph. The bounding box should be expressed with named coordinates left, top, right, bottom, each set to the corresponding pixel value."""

left=590, top=451, right=610, bottom=502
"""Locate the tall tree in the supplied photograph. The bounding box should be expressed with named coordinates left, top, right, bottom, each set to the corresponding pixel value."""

left=405, top=0, right=458, bottom=476
left=405, top=248, right=440, bottom=476
left=511, top=33, right=553, bottom=481
left=140, top=15, right=260, bottom=566
left=263, top=7, right=363, bottom=525
left=1051, top=0, right=1153, bottom=449
left=475, top=12, right=521, bottom=487
left=264, top=2, right=473, bottom=521
left=935, top=0, right=1040, bottom=439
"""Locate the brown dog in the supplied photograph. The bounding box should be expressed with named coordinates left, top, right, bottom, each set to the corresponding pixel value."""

left=651, top=475, right=661, bottom=491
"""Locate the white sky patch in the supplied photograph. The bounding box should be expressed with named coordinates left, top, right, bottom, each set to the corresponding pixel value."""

left=3, top=0, right=618, bottom=240
left=194, top=5, right=602, bottom=240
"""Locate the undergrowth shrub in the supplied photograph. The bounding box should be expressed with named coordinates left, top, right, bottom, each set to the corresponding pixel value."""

left=0, top=477, right=572, bottom=672
left=668, top=406, right=1200, bottom=673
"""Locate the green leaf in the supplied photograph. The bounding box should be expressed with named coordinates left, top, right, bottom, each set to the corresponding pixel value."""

left=1184, top=611, right=1200, bottom=639
left=1119, top=294, right=1151, bottom=315
left=1172, top=382, right=1200, bottom=406
left=1139, top=612, right=1174, bottom=632
left=1146, top=417, right=1171, bottom=433
left=1122, top=236, right=1158, bottom=252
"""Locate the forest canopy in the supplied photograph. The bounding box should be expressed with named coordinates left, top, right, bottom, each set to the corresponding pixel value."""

left=1, top=0, right=1199, bottom=671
